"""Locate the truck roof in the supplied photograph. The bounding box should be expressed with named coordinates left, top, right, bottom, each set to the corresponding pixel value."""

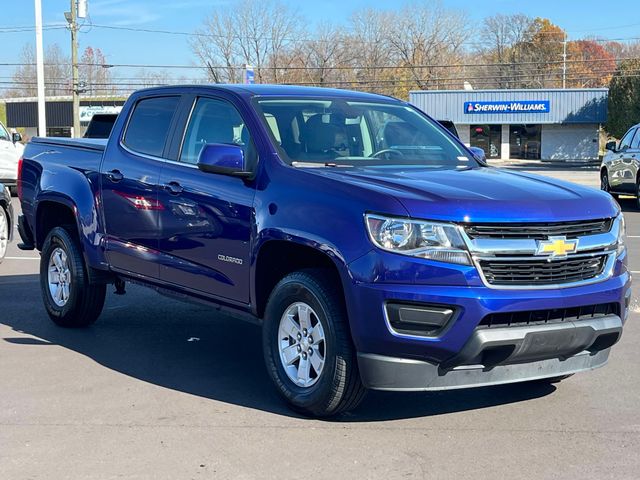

left=135, top=84, right=399, bottom=102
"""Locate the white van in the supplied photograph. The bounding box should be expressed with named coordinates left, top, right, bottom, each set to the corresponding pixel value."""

left=0, top=121, right=24, bottom=194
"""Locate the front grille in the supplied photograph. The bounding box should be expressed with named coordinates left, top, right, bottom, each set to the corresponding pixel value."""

left=479, top=302, right=620, bottom=328
left=479, top=255, right=607, bottom=286
left=465, top=218, right=612, bottom=240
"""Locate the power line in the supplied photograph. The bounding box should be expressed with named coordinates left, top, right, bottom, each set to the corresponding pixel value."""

left=0, top=56, right=636, bottom=72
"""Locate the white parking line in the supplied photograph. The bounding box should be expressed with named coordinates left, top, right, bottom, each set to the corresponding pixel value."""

left=4, top=257, right=40, bottom=260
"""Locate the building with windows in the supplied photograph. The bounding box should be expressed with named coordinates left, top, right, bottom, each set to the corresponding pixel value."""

left=409, top=88, right=608, bottom=161
left=2, top=96, right=125, bottom=139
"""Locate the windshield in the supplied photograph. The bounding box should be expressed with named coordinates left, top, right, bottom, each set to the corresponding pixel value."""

left=255, top=98, right=476, bottom=169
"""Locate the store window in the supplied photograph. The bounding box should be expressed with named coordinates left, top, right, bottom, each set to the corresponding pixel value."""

left=470, top=125, right=501, bottom=159
left=509, top=125, right=541, bottom=159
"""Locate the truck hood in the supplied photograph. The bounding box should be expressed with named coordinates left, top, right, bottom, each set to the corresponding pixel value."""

left=304, top=166, right=619, bottom=223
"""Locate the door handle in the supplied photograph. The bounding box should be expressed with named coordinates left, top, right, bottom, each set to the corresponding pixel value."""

left=164, top=181, right=183, bottom=195
left=106, top=169, right=124, bottom=182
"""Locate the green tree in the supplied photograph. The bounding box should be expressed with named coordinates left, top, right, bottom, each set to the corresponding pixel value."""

left=607, top=59, right=640, bottom=138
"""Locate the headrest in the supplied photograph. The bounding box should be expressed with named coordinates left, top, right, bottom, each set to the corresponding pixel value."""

left=305, top=114, right=341, bottom=153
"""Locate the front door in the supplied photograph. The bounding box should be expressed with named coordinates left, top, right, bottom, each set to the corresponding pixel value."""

left=157, top=96, right=256, bottom=303
left=101, top=95, right=181, bottom=279
left=610, top=127, right=637, bottom=192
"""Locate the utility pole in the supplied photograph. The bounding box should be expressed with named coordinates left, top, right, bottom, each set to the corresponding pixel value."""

left=34, top=0, right=47, bottom=136
left=66, top=0, right=80, bottom=137
left=562, top=33, right=567, bottom=89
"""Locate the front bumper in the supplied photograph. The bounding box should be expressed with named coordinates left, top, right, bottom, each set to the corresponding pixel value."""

left=344, top=249, right=631, bottom=390
left=358, top=315, right=621, bottom=391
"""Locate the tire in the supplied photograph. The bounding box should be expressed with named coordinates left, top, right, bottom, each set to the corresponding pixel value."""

left=601, top=170, right=618, bottom=199
left=636, top=178, right=640, bottom=211
left=0, top=207, right=8, bottom=264
left=262, top=269, right=366, bottom=417
left=9, top=186, right=18, bottom=197
left=40, top=226, right=106, bottom=328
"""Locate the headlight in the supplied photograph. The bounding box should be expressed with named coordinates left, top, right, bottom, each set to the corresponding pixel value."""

left=617, top=213, right=626, bottom=256
left=365, top=214, right=471, bottom=265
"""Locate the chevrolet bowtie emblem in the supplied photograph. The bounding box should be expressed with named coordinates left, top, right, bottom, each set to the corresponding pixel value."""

left=536, top=236, right=578, bottom=258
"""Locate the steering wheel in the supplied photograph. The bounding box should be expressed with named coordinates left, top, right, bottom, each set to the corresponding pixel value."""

left=369, top=148, right=405, bottom=159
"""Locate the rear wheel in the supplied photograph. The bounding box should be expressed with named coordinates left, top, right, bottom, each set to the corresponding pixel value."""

left=0, top=207, right=8, bottom=263
left=262, top=269, right=366, bottom=417
left=40, top=227, right=106, bottom=327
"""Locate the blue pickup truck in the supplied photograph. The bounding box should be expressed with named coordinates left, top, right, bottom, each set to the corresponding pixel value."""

left=17, top=85, right=631, bottom=416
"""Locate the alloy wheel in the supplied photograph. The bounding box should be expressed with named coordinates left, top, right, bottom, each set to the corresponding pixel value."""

left=277, top=302, right=327, bottom=387
left=48, top=247, right=71, bottom=307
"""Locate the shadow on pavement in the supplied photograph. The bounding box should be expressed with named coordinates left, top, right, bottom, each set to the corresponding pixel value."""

left=0, top=273, right=554, bottom=422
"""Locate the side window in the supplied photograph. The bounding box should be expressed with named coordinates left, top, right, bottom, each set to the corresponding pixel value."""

left=631, top=129, right=640, bottom=149
left=123, top=96, right=180, bottom=157
left=0, top=124, right=9, bottom=141
left=180, top=97, right=254, bottom=166
left=619, top=128, right=636, bottom=151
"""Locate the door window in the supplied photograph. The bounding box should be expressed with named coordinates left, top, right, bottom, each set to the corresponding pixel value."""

left=180, top=97, right=254, bottom=167
left=470, top=125, right=501, bottom=159
left=618, top=128, right=636, bottom=151
left=0, top=124, right=9, bottom=141
left=123, top=96, right=180, bottom=158
left=631, top=128, right=640, bottom=150
left=509, top=125, right=541, bottom=159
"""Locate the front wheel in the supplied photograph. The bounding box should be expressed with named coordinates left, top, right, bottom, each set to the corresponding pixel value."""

left=262, top=269, right=366, bottom=417
left=40, top=226, right=106, bottom=327
left=601, top=170, right=618, bottom=199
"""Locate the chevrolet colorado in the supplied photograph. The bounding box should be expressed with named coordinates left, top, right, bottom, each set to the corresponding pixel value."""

left=17, top=85, right=631, bottom=417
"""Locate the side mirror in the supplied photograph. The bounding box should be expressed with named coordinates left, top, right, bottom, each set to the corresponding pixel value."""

left=468, top=146, right=486, bottom=162
left=605, top=141, right=617, bottom=152
left=11, top=132, right=22, bottom=144
left=197, top=143, right=251, bottom=177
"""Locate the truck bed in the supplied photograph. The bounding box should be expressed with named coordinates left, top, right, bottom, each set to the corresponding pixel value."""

left=30, top=137, right=107, bottom=152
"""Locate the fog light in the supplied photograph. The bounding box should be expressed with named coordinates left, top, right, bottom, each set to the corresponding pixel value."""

left=385, top=302, right=457, bottom=337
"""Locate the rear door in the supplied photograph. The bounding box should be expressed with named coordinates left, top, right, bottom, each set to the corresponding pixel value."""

left=100, top=95, right=181, bottom=279
left=156, top=95, right=257, bottom=303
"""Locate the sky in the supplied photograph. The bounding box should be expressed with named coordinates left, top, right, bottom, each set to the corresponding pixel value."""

left=2, top=0, right=640, bottom=83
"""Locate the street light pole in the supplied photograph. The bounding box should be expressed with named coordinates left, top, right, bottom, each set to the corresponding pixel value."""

left=69, top=0, right=80, bottom=137
left=34, top=0, right=47, bottom=137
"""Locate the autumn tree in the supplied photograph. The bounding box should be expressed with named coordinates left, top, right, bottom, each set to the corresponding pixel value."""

left=607, top=59, right=640, bottom=137
left=566, top=40, right=616, bottom=87
left=79, top=46, right=116, bottom=96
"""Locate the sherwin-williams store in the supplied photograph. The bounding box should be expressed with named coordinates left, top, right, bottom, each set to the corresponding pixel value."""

left=409, top=88, right=608, bottom=161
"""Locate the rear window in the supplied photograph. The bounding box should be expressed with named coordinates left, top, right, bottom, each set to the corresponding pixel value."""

left=123, top=96, right=180, bottom=157
left=84, top=114, right=118, bottom=139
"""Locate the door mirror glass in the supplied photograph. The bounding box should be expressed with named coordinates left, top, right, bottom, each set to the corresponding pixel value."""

left=197, top=143, right=250, bottom=176
left=605, top=141, right=617, bottom=152
left=12, top=132, right=22, bottom=144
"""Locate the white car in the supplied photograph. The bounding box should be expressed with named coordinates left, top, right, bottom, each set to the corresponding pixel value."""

left=0, top=121, right=24, bottom=195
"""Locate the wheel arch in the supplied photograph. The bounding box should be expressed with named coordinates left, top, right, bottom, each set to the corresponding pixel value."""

left=252, top=237, right=351, bottom=321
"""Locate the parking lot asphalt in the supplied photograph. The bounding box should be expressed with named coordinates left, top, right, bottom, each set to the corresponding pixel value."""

left=1, top=166, right=640, bottom=479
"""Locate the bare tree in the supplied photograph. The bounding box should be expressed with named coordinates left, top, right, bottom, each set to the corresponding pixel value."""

left=190, top=0, right=303, bottom=84
left=386, top=2, right=471, bottom=90
left=8, top=43, right=71, bottom=97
